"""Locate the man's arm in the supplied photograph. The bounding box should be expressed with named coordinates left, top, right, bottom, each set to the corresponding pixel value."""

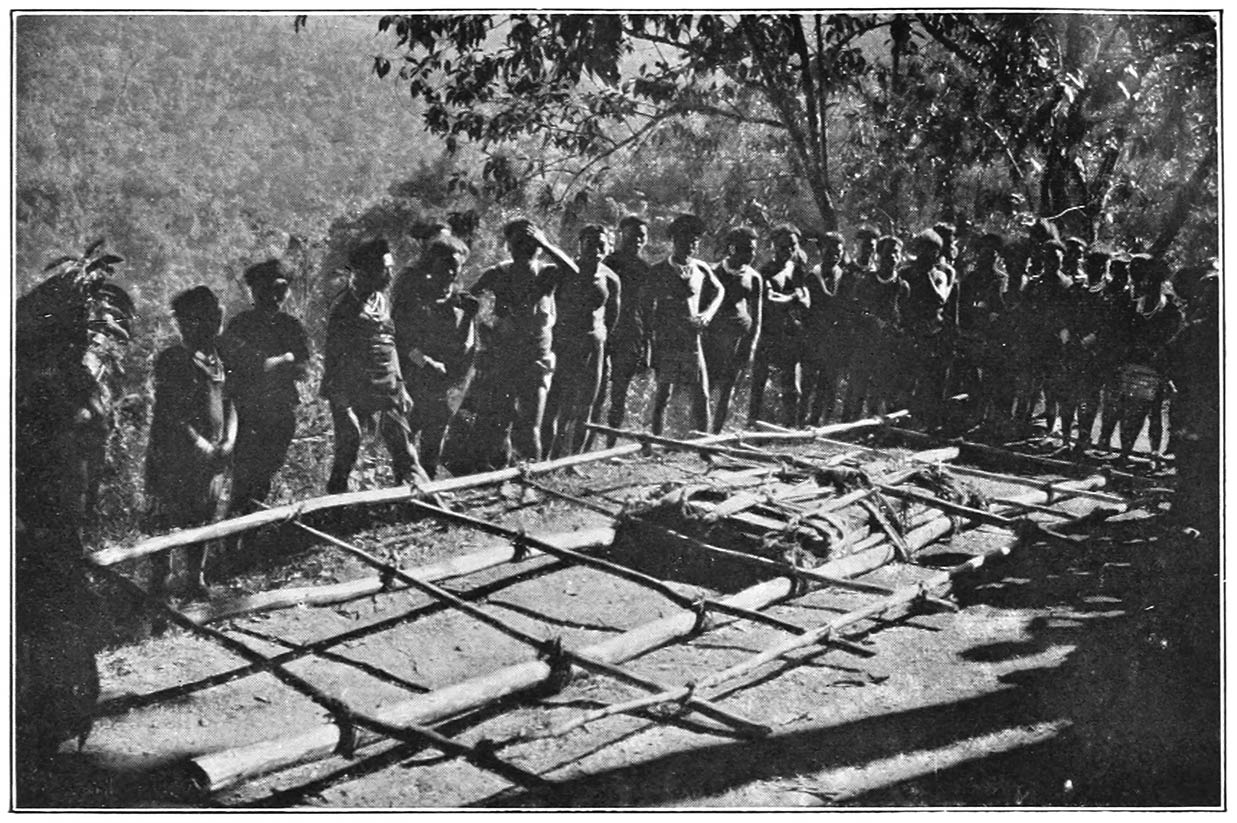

left=697, top=263, right=725, bottom=327
left=603, top=269, right=622, bottom=337
left=747, top=272, right=764, bottom=362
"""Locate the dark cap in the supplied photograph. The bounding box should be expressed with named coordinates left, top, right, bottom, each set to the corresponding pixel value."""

left=618, top=214, right=648, bottom=232
left=171, top=285, right=220, bottom=319
left=244, top=258, right=293, bottom=287
left=668, top=214, right=707, bottom=239
left=578, top=223, right=608, bottom=240
left=854, top=225, right=879, bottom=241
left=1065, top=236, right=1088, bottom=249
left=818, top=231, right=845, bottom=247
left=1042, top=239, right=1067, bottom=254
left=349, top=236, right=392, bottom=272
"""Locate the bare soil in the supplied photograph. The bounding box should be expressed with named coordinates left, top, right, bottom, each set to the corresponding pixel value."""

left=16, top=419, right=1221, bottom=809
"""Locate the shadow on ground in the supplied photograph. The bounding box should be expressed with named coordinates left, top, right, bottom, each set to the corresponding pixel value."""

left=481, top=514, right=1221, bottom=808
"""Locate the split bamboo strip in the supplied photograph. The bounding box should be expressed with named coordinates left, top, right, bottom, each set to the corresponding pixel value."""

left=188, top=474, right=1110, bottom=792
left=179, top=527, right=615, bottom=625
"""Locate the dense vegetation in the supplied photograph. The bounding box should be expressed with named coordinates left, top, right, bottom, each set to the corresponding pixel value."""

left=14, top=13, right=1218, bottom=540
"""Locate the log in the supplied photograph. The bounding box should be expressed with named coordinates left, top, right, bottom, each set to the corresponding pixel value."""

left=179, top=527, right=616, bottom=625
left=188, top=474, right=1110, bottom=792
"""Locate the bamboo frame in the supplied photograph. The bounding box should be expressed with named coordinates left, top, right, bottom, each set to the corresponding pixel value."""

left=188, top=470, right=1110, bottom=792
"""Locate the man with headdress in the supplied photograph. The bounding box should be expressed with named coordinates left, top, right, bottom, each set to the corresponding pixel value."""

left=542, top=223, right=621, bottom=457
left=222, top=258, right=310, bottom=521
left=321, top=236, right=429, bottom=493
left=646, top=214, right=724, bottom=436
left=749, top=223, right=812, bottom=427
left=468, top=218, right=579, bottom=464
left=391, top=233, right=479, bottom=477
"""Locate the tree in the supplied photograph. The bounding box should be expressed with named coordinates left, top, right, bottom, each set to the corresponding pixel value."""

left=372, top=13, right=898, bottom=231
left=912, top=13, right=1217, bottom=246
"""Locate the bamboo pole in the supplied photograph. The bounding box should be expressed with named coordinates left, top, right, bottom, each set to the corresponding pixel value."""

left=179, top=527, right=615, bottom=625
left=188, top=474, right=1110, bottom=792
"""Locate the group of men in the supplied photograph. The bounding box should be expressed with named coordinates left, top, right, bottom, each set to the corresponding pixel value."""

left=143, top=210, right=1217, bottom=597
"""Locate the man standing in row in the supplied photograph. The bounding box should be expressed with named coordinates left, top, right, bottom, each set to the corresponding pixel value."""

left=321, top=236, right=430, bottom=493
left=599, top=215, right=652, bottom=448
left=469, top=218, right=579, bottom=465
left=647, top=214, right=724, bottom=437
left=222, top=259, right=310, bottom=523
left=543, top=224, right=621, bottom=458
left=392, top=233, right=479, bottom=478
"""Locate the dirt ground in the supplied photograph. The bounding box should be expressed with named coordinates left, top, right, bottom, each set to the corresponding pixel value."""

left=15, top=418, right=1222, bottom=809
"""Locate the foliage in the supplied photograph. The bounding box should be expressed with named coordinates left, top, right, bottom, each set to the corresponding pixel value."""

left=371, top=12, right=1217, bottom=259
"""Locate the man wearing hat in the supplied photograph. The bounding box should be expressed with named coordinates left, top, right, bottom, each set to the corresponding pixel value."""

left=222, top=258, right=310, bottom=521
left=468, top=218, right=579, bottom=464
left=321, top=236, right=430, bottom=493
left=646, top=213, right=724, bottom=436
